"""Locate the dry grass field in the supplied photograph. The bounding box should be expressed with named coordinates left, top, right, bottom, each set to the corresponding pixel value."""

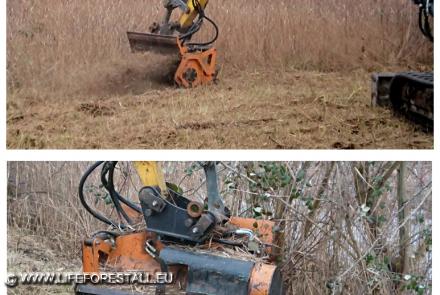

left=6, top=0, right=433, bottom=149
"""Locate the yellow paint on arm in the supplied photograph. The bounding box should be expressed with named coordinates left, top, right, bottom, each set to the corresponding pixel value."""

left=179, top=0, right=209, bottom=29
left=133, top=162, right=168, bottom=194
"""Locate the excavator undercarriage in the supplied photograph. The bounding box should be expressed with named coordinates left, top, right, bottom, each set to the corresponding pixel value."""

left=372, top=72, right=433, bottom=129
left=372, top=0, right=434, bottom=130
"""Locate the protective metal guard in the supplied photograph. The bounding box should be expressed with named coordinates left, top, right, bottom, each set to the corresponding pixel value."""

left=160, top=247, right=254, bottom=295
left=127, top=32, right=179, bottom=55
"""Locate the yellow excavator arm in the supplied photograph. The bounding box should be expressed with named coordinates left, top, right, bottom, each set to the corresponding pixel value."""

left=179, top=0, right=209, bottom=29
left=133, top=161, right=168, bottom=193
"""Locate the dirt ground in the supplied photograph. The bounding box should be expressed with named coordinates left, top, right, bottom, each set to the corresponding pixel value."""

left=7, top=227, right=80, bottom=294
left=7, top=67, right=433, bottom=149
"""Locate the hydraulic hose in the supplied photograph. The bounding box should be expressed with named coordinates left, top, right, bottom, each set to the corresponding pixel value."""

left=100, top=162, right=142, bottom=215
left=179, top=0, right=219, bottom=48
left=101, top=162, right=134, bottom=225
left=187, top=14, right=219, bottom=47
left=416, top=0, right=434, bottom=41
left=79, top=161, right=146, bottom=230
left=78, top=161, right=123, bottom=228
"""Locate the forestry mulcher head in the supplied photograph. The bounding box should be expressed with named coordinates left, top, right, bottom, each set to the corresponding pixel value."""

left=76, top=162, right=285, bottom=295
left=127, top=0, right=218, bottom=88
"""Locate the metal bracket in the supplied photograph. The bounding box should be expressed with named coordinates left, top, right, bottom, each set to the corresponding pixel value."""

left=202, top=162, right=228, bottom=218
left=139, top=187, right=215, bottom=243
left=139, top=187, right=166, bottom=217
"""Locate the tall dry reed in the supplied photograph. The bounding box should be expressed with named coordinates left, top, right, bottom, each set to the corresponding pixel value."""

left=7, top=0, right=432, bottom=96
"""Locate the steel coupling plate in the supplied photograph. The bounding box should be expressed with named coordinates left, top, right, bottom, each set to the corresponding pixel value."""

left=127, top=32, right=179, bottom=55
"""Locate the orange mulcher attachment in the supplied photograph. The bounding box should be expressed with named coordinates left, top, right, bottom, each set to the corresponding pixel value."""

left=174, top=38, right=217, bottom=88
left=76, top=162, right=284, bottom=295
left=127, top=32, right=218, bottom=88
left=79, top=218, right=282, bottom=295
